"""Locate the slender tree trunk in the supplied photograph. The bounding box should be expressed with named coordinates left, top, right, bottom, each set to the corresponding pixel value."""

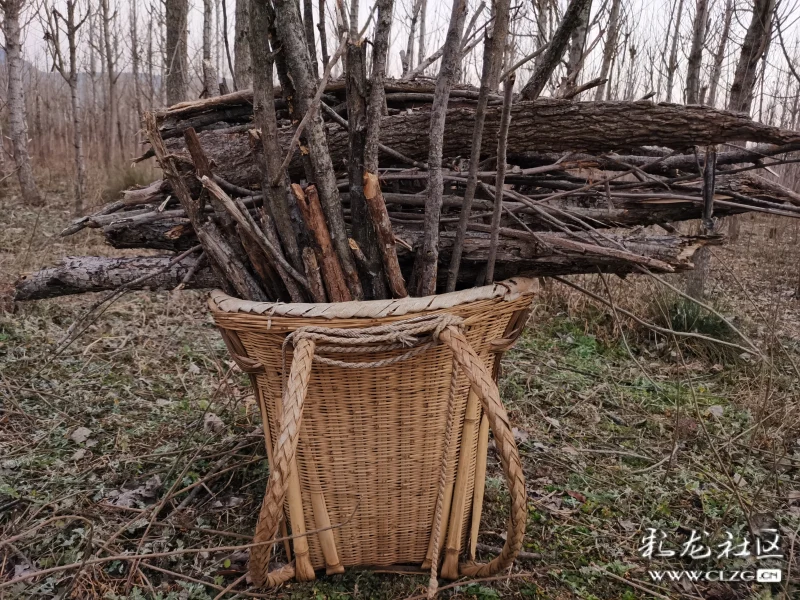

left=706, top=0, right=733, bottom=108
left=146, top=4, right=155, bottom=108
left=234, top=0, right=252, bottom=89
left=521, top=0, right=593, bottom=100
left=2, top=0, right=42, bottom=205
left=130, top=1, right=142, bottom=116
left=165, top=0, right=189, bottom=105
left=728, top=0, right=776, bottom=114
left=45, top=0, right=87, bottom=213
left=665, top=0, right=685, bottom=103
left=487, top=0, right=511, bottom=90
left=623, top=43, right=638, bottom=100
left=202, top=0, right=219, bottom=97
left=413, top=0, right=467, bottom=296
left=303, top=0, right=319, bottom=78
left=249, top=0, right=303, bottom=272
left=724, top=0, right=776, bottom=248
left=486, top=75, right=514, bottom=284
left=363, top=0, right=405, bottom=297
left=401, top=0, right=423, bottom=75
left=595, top=0, right=621, bottom=100
left=69, top=74, right=87, bottom=215
left=101, top=0, right=118, bottom=166
left=417, top=0, right=427, bottom=68
left=686, top=146, right=717, bottom=298
left=447, top=0, right=511, bottom=291
left=87, top=11, right=98, bottom=147
left=318, top=0, right=329, bottom=68
left=365, top=0, right=394, bottom=173
left=685, top=0, right=708, bottom=104
left=216, top=0, right=222, bottom=81
left=131, top=0, right=145, bottom=158
left=561, top=0, right=592, bottom=95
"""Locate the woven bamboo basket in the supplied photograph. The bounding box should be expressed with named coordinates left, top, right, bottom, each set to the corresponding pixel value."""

left=208, top=277, right=537, bottom=590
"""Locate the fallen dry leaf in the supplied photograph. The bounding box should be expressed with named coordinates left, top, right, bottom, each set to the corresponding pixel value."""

left=70, top=427, right=92, bottom=444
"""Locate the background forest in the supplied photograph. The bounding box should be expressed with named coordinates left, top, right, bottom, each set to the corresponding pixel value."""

left=2, top=0, right=800, bottom=208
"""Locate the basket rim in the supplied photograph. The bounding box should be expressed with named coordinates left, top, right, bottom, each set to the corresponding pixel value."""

left=209, top=277, right=537, bottom=320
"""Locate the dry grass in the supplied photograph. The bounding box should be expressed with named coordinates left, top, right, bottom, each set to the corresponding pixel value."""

left=1, top=180, right=799, bottom=599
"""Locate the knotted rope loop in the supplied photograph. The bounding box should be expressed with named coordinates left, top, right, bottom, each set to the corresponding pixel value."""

left=280, top=313, right=465, bottom=371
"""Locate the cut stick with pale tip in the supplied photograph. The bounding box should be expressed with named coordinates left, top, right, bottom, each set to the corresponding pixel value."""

left=291, top=184, right=352, bottom=302
left=363, top=173, right=408, bottom=298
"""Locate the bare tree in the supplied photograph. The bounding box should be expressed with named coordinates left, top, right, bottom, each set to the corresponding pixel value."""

left=729, top=0, right=776, bottom=114
left=706, top=0, right=733, bottom=107
left=130, top=0, right=144, bottom=117
left=1, top=0, right=42, bottom=205
left=560, top=0, right=592, bottom=96
left=165, top=0, right=188, bottom=105
left=521, top=0, right=593, bottom=100
left=317, top=0, right=328, bottom=67
left=344, top=0, right=386, bottom=299
left=595, top=0, right=621, bottom=100
left=665, top=0, right=684, bottom=102
left=202, top=0, right=219, bottom=97
left=234, top=0, right=252, bottom=88
left=686, top=0, right=709, bottom=104
left=272, top=0, right=363, bottom=299
left=417, top=0, right=427, bottom=69
left=401, top=0, right=423, bottom=75
left=42, top=0, right=88, bottom=213
left=723, top=0, right=776, bottom=245
left=100, top=0, right=119, bottom=165
left=302, top=0, right=318, bottom=78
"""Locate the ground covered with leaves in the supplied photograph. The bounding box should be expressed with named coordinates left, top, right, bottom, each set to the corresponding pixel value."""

left=2, top=182, right=800, bottom=599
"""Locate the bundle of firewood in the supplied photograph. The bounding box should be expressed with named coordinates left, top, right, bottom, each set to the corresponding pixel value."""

left=14, top=0, right=800, bottom=303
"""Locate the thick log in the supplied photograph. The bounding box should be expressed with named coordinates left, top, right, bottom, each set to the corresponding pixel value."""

left=14, top=255, right=216, bottom=301
left=105, top=217, right=198, bottom=251
left=152, top=100, right=800, bottom=191
left=154, top=81, right=496, bottom=130
left=15, top=229, right=711, bottom=301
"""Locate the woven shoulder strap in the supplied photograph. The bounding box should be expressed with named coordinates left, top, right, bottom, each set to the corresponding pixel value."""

left=248, top=317, right=527, bottom=593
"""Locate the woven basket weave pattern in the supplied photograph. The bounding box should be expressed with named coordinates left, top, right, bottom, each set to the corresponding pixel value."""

left=210, top=279, right=535, bottom=574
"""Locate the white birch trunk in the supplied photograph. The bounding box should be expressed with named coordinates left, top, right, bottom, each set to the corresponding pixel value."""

left=2, top=0, right=42, bottom=205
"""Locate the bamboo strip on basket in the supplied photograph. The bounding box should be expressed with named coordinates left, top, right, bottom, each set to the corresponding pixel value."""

left=422, top=433, right=458, bottom=569
left=300, top=423, right=345, bottom=574
left=274, top=382, right=316, bottom=581
left=468, top=412, right=490, bottom=560
left=440, top=387, right=481, bottom=579
left=286, top=460, right=316, bottom=580
left=253, top=378, right=293, bottom=561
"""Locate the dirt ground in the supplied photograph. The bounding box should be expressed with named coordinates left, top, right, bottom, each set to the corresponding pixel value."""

left=1, top=179, right=799, bottom=599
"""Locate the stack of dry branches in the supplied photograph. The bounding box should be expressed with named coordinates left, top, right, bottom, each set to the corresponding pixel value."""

left=14, top=0, right=800, bottom=303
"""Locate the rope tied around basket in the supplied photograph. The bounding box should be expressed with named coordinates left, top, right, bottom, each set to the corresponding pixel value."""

left=249, top=312, right=527, bottom=596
